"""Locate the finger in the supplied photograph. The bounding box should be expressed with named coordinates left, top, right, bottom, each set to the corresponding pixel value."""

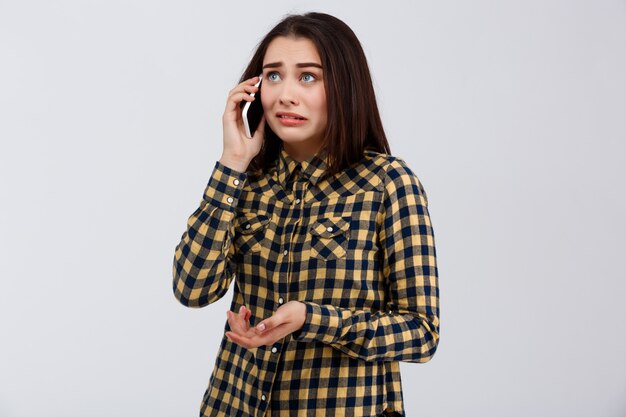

left=238, top=306, right=251, bottom=331
left=229, top=77, right=260, bottom=95
left=225, top=331, right=253, bottom=349
left=226, top=327, right=283, bottom=349
left=226, top=310, right=236, bottom=330
left=225, top=92, right=255, bottom=114
left=255, top=314, right=281, bottom=335
left=228, top=85, right=258, bottom=101
left=244, top=309, right=252, bottom=330
left=241, top=84, right=259, bottom=94
left=228, top=91, right=255, bottom=105
left=230, top=311, right=248, bottom=336
left=227, top=310, right=247, bottom=336
left=245, top=75, right=260, bottom=84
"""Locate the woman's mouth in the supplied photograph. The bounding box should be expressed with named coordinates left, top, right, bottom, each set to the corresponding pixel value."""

left=276, top=112, right=307, bottom=126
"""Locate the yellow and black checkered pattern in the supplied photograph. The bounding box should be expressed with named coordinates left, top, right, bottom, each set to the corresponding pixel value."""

left=173, top=144, right=440, bottom=417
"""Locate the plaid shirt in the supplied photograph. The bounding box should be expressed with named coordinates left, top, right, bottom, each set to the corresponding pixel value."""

left=173, top=144, right=440, bottom=417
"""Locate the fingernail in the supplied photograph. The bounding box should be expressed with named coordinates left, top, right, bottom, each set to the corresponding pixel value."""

left=257, top=323, right=265, bottom=332
left=239, top=306, right=245, bottom=314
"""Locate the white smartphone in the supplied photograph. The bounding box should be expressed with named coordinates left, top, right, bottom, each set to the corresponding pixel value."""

left=240, top=74, right=263, bottom=138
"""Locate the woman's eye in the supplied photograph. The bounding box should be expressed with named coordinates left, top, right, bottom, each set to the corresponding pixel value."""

left=267, top=72, right=280, bottom=82
left=265, top=71, right=316, bottom=83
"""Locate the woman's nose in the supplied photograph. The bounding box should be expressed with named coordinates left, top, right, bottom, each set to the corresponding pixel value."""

left=278, top=81, right=299, bottom=106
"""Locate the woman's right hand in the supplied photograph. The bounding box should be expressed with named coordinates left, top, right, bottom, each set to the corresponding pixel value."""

left=220, top=75, right=266, bottom=172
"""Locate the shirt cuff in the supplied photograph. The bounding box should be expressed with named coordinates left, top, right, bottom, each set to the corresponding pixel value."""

left=202, top=160, right=248, bottom=212
left=290, top=301, right=342, bottom=344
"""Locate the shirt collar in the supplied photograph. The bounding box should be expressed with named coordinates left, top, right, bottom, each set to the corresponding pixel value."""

left=276, top=143, right=330, bottom=189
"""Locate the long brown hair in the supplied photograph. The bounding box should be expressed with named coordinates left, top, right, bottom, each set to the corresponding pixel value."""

left=240, top=12, right=391, bottom=178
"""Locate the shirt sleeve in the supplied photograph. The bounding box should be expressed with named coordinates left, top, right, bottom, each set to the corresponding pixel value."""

left=290, top=157, right=440, bottom=363
left=172, top=161, right=247, bottom=308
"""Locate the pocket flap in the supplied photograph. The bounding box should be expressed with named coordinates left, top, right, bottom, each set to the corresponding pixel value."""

left=308, top=217, right=349, bottom=238
left=236, top=213, right=270, bottom=234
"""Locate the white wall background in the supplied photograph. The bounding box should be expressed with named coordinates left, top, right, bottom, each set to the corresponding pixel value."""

left=1, top=1, right=625, bottom=416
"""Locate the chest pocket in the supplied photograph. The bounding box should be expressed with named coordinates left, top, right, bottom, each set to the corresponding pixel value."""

left=307, top=217, right=350, bottom=260
left=235, top=213, right=270, bottom=253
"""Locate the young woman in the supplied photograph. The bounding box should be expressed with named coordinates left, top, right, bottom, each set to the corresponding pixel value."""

left=172, top=12, right=440, bottom=417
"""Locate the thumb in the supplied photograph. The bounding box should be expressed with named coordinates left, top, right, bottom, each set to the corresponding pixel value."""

left=255, top=316, right=274, bottom=334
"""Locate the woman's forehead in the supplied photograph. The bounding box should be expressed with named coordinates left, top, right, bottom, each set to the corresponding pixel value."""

left=263, top=36, right=321, bottom=67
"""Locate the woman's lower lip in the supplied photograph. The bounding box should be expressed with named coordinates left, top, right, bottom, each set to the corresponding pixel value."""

left=277, top=116, right=307, bottom=126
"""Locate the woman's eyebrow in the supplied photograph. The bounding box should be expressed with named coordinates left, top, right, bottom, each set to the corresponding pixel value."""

left=262, top=62, right=323, bottom=69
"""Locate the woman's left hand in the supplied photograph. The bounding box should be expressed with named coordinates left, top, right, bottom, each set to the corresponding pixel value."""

left=226, top=301, right=306, bottom=349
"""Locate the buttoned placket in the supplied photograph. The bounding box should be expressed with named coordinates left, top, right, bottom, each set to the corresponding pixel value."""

left=258, top=168, right=307, bottom=410
left=282, top=164, right=305, bottom=264
left=280, top=169, right=307, bottom=309
left=285, top=168, right=307, bottom=276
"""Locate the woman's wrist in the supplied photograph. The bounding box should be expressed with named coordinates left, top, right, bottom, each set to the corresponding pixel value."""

left=219, top=155, right=250, bottom=173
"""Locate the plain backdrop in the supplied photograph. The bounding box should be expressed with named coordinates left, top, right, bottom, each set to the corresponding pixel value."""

left=1, top=1, right=625, bottom=416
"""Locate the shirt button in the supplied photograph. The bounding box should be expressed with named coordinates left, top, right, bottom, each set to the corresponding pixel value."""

left=326, top=226, right=333, bottom=232
left=283, top=249, right=288, bottom=256
left=278, top=297, right=284, bottom=304
left=295, top=198, right=301, bottom=204
left=233, top=179, right=240, bottom=186
left=261, top=394, right=266, bottom=401
left=271, top=347, right=278, bottom=353
left=245, top=224, right=251, bottom=230
left=227, top=197, right=234, bottom=204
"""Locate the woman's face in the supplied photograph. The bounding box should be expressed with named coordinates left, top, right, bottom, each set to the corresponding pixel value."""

left=261, top=36, right=327, bottom=159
